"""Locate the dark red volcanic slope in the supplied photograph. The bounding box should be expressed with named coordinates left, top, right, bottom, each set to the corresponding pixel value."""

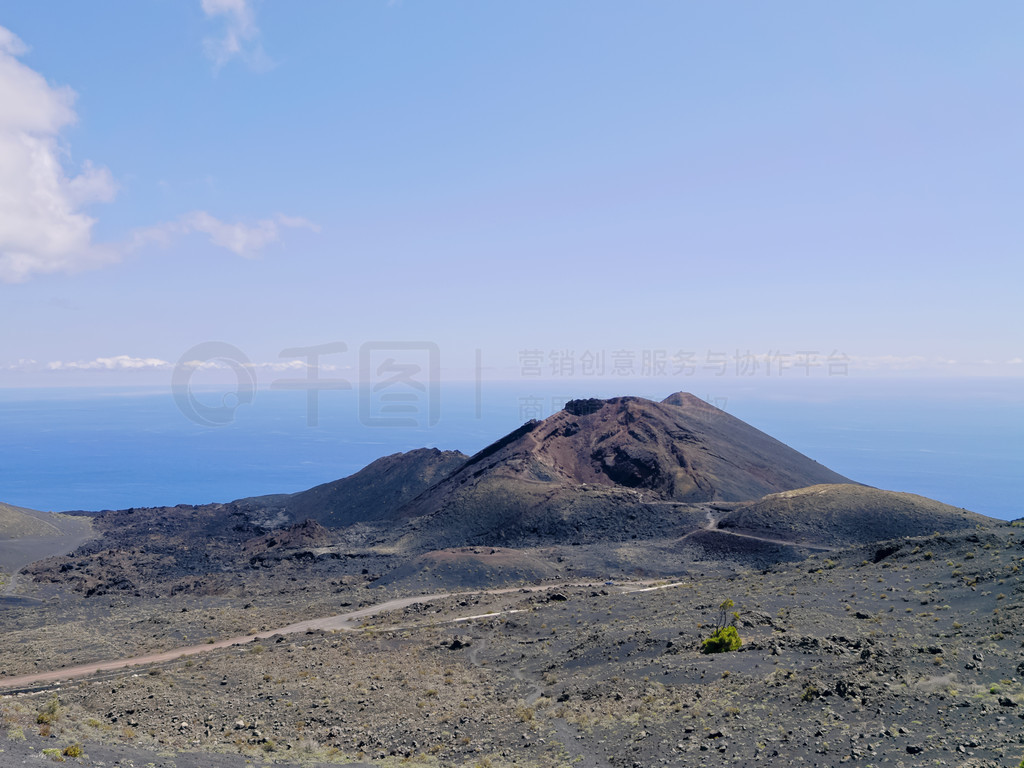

left=396, top=393, right=854, bottom=547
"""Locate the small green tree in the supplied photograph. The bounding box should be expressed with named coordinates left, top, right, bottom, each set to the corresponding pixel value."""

left=701, top=625, right=742, bottom=654
left=714, top=599, right=741, bottom=629
left=701, top=599, right=742, bottom=654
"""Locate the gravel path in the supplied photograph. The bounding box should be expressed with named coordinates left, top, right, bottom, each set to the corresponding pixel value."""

left=0, top=580, right=648, bottom=691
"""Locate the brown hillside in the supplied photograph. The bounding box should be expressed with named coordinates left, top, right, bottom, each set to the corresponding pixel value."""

left=397, top=393, right=853, bottom=548
left=233, top=447, right=468, bottom=528
left=0, top=502, right=61, bottom=539
left=716, top=484, right=995, bottom=547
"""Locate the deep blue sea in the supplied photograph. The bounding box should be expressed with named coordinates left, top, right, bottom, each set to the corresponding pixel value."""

left=0, top=378, right=1020, bottom=520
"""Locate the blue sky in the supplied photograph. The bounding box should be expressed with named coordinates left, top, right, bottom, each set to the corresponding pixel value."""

left=1, top=1, right=1022, bottom=388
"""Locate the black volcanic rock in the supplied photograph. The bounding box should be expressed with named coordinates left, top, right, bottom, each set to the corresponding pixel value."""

left=241, top=518, right=333, bottom=554
left=396, top=393, right=855, bottom=548
left=564, top=398, right=605, bottom=416
left=0, top=503, right=96, bottom=585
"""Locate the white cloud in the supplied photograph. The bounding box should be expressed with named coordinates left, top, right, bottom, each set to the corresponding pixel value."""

left=0, top=25, right=313, bottom=282
left=201, top=0, right=272, bottom=70
left=844, top=354, right=929, bottom=371
left=177, top=359, right=350, bottom=373
left=182, top=211, right=314, bottom=256
left=248, top=360, right=310, bottom=372
left=0, top=26, right=117, bottom=283
left=132, top=212, right=319, bottom=258
left=246, top=360, right=351, bottom=373
left=37, top=357, right=347, bottom=375
left=46, top=355, right=173, bottom=371
left=2, top=358, right=38, bottom=371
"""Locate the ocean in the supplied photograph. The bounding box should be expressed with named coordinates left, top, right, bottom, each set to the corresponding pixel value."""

left=0, top=378, right=1020, bottom=520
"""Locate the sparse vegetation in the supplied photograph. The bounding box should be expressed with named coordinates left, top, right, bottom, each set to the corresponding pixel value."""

left=701, top=599, right=743, bottom=653
left=36, top=695, right=61, bottom=725
left=62, top=743, right=84, bottom=758
left=0, top=400, right=1016, bottom=767
left=701, top=625, right=742, bottom=654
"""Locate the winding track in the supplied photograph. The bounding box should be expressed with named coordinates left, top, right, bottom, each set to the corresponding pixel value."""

left=679, top=507, right=838, bottom=551
left=0, top=513, right=833, bottom=693
left=0, top=581, right=638, bottom=692
left=0, top=593, right=444, bottom=691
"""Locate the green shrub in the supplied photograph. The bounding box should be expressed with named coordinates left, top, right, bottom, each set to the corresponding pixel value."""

left=701, top=625, right=742, bottom=654
left=62, top=743, right=84, bottom=758
left=37, top=695, right=61, bottom=725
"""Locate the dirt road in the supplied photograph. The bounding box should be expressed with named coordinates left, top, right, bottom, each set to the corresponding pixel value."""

left=0, top=592, right=452, bottom=691
left=0, top=580, right=640, bottom=692
left=678, top=507, right=837, bottom=551
left=0, top=511, right=838, bottom=693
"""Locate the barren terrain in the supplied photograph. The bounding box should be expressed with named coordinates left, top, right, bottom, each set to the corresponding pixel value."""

left=3, top=526, right=1022, bottom=767
left=1, top=394, right=1019, bottom=767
